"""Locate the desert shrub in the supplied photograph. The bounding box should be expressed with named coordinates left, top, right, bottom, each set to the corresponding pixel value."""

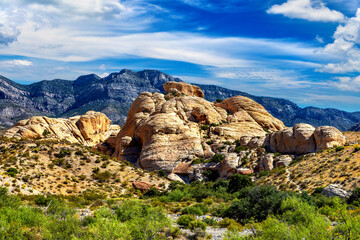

left=216, top=98, right=223, bottom=103
left=234, top=146, right=246, bottom=153
left=213, top=179, right=229, bottom=191
left=335, top=146, right=345, bottom=152
left=143, top=187, right=162, bottom=198
left=201, top=125, right=209, bottom=131
left=34, top=195, right=52, bottom=206
left=181, top=203, right=208, bottom=215
left=163, top=189, right=191, bottom=202
left=210, top=153, right=224, bottom=163
left=189, top=220, right=207, bottom=230
left=156, top=170, right=166, bottom=178
left=223, top=185, right=283, bottom=223
left=56, top=149, right=71, bottom=158
left=6, top=168, right=18, bottom=178
left=42, top=129, right=51, bottom=137
left=192, top=157, right=206, bottom=164
left=177, top=214, right=196, bottom=228
left=203, top=169, right=219, bottom=181
left=227, top=174, right=253, bottom=193
left=348, top=187, right=360, bottom=206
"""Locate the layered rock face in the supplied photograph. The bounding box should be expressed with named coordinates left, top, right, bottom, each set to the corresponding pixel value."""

left=268, top=124, right=346, bottom=155
left=4, top=111, right=120, bottom=146
left=112, top=83, right=285, bottom=173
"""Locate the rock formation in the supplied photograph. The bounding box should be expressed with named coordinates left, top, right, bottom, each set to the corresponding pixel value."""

left=112, top=83, right=285, bottom=173
left=4, top=111, right=120, bottom=146
left=268, top=124, right=346, bottom=155
left=163, top=81, right=204, bottom=98
left=321, top=184, right=351, bottom=198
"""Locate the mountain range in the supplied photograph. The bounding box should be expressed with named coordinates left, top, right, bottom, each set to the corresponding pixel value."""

left=0, top=69, right=359, bottom=131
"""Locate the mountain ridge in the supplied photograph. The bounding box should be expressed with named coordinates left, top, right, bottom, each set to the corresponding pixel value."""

left=0, top=69, right=359, bottom=131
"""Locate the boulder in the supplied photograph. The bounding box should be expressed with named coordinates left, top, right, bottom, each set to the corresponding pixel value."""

left=4, top=111, right=119, bottom=146
left=268, top=123, right=346, bottom=155
left=321, top=184, right=351, bottom=198
left=163, top=81, right=204, bottom=98
left=274, top=155, right=292, bottom=168
left=167, top=173, right=185, bottom=183
left=215, top=96, right=285, bottom=132
left=260, top=153, right=274, bottom=171
left=314, top=126, right=346, bottom=151
left=132, top=181, right=159, bottom=192
left=269, top=123, right=316, bottom=155
left=220, top=153, right=239, bottom=177
left=237, top=168, right=254, bottom=175
left=247, top=136, right=266, bottom=148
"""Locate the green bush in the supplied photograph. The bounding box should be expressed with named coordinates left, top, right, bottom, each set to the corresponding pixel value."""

left=181, top=203, right=208, bottom=215
left=201, top=125, right=209, bottom=131
left=210, top=153, right=224, bottom=163
left=6, top=168, right=18, bottom=178
left=177, top=214, right=195, bottom=227
left=227, top=174, right=253, bottom=193
left=223, top=185, right=283, bottom=223
left=335, top=146, right=345, bottom=152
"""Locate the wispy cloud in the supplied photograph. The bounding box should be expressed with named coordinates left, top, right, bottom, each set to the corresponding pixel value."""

left=0, top=59, right=33, bottom=67
left=267, top=0, right=345, bottom=22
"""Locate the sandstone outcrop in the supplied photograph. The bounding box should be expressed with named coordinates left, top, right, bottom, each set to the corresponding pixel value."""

left=314, top=126, right=346, bottom=151
left=112, top=83, right=285, bottom=173
left=268, top=123, right=346, bottom=155
left=163, top=81, right=204, bottom=98
left=4, top=111, right=120, bottom=146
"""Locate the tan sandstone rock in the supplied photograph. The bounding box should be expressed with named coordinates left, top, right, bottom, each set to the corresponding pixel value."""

left=268, top=123, right=346, bottom=154
left=163, top=81, right=204, bottom=98
left=314, top=126, right=346, bottom=151
left=269, top=123, right=316, bottom=154
left=4, top=111, right=119, bottom=146
left=112, top=83, right=285, bottom=173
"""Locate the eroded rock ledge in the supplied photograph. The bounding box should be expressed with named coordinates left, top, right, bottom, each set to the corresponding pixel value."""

left=4, top=111, right=120, bottom=146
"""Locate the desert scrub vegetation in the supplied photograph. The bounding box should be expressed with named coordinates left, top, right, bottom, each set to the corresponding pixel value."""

left=0, top=187, right=173, bottom=239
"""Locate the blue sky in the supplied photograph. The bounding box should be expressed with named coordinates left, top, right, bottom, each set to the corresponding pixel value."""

left=0, top=0, right=360, bottom=111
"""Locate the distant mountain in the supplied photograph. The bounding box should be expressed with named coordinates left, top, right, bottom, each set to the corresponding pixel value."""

left=197, top=84, right=360, bottom=130
left=350, top=122, right=360, bottom=131
left=0, top=69, right=359, bottom=131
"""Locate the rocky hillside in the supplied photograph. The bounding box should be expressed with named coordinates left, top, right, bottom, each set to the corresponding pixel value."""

left=1, top=81, right=351, bottom=193
left=0, top=137, right=169, bottom=196
left=0, top=70, right=359, bottom=130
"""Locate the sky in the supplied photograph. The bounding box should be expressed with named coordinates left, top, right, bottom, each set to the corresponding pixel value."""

left=0, top=0, right=360, bottom=112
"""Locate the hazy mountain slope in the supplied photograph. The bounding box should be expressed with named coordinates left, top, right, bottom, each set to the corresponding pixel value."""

left=0, top=70, right=359, bottom=130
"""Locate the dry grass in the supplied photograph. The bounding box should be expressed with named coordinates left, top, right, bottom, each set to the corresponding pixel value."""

left=0, top=137, right=169, bottom=196
left=257, top=131, right=360, bottom=193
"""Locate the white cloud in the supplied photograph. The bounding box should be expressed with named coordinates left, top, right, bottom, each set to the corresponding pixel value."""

left=0, top=17, right=318, bottom=69
left=267, top=0, right=345, bottom=22
left=320, top=9, right=360, bottom=73
left=329, top=76, right=360, bottom=91
left=0, top=8, right=27, bottom=45
left=0, top=59, right=33, bottom=67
